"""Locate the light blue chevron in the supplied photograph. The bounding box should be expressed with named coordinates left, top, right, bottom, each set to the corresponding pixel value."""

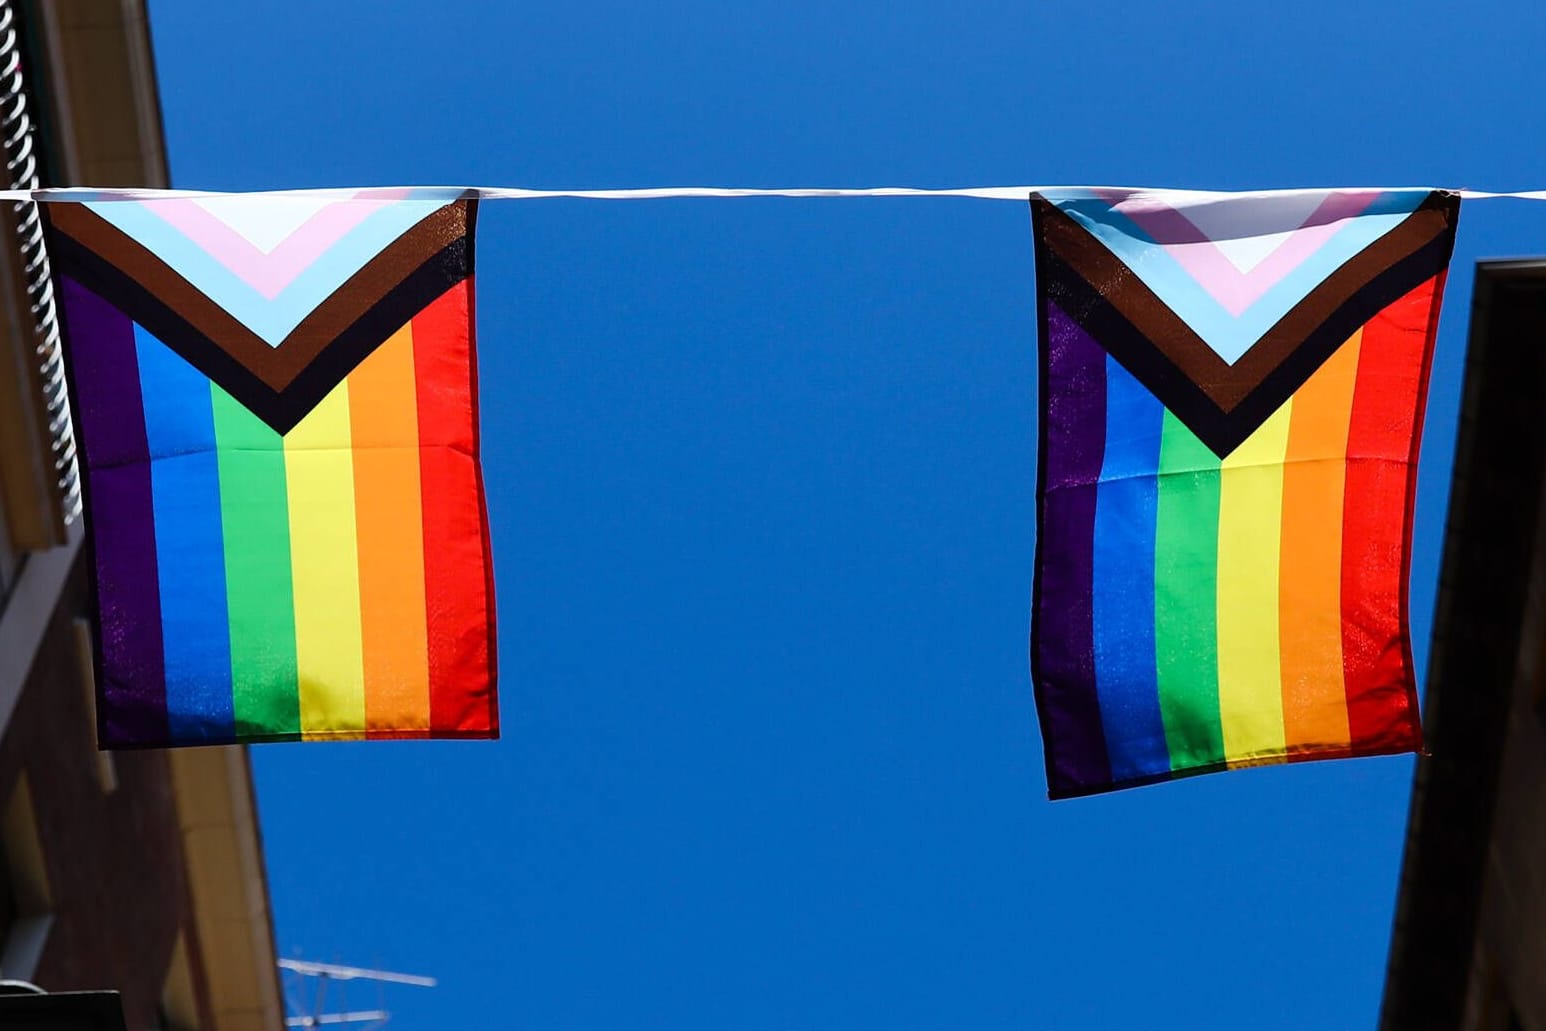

left=84, top=199, right=447, bottom=347
left=1042, top=189, right=1430, bottom=365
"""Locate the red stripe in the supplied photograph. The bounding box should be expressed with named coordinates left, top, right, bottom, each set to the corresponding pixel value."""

left=1339, top=276, right=1443, bottom=753
left=414, top=277, right=499, bottom=735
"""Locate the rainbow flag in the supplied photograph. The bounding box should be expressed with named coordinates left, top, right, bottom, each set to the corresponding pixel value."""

left=44, top=194, right=497, bottom=747
left=1029, top=188, right=1459, bottom=798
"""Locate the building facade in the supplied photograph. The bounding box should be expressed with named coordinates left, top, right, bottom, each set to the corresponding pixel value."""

left=1381, top=261, right=1546, bottom=1030
left=0, top=3, right=283, bottom=1029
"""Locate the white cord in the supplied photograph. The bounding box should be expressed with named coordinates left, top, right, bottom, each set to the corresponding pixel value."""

left=13, top=184, right=1546, bottom=203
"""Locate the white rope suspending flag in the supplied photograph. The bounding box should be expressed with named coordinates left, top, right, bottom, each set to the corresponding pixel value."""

left=11, top=184, right=1546, bottom=202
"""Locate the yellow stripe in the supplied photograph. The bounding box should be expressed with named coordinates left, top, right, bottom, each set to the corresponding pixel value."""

left=1216, top=400, right=1293, bottom=766
left=285, top=380, right=367, bottom=738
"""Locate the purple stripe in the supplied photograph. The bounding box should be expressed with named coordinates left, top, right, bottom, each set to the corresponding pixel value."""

left=1032, top=299, right=1112, bottom=795
left=59, top=277, right=169, bottom=746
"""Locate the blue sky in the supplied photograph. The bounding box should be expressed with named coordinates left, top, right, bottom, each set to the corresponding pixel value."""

left=148, top=2, right=1546, bottom=1026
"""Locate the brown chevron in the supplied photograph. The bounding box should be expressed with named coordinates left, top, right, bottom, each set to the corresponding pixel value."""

left=1031, top=191, right=1459, bottom=457
left=43, top=200, right=476, bottom=435
left=46, top=201, right=469, bottom=391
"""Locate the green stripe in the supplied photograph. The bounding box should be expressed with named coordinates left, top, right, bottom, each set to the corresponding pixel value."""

left=1153, top=412, right=1224, bottom=768
left=212, top=385, right=302, bottom=739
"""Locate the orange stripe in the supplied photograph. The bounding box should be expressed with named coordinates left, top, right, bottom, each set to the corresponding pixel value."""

left=414, top=278, right=498, bottom=734
left=349, top=322, right=432, bottom=734
left=1278, top=330, right=1361, bottom=756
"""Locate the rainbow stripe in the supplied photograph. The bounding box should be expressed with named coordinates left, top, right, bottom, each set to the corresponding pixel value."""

left=60, top=276, right=496, bottom=746
left=1031, top=279, right=1441, bottom=796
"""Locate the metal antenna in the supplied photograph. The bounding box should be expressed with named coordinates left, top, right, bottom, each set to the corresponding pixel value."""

left=279, top=958, right=437, bottom=1029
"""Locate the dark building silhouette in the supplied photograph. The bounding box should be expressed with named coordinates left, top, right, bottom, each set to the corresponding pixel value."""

left=1381, top=260, right=1546, bottom=1030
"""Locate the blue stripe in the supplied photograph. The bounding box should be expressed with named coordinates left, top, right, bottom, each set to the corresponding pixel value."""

left=135, top=324, right=236, bottom=742
left=1091, top=356, right=1168, bottom=780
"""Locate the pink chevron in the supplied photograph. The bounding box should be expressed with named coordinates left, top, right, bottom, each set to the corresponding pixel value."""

left=1102, top=190, right=1380, bottom=317
left=136, top=190, right=410, bottom=299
